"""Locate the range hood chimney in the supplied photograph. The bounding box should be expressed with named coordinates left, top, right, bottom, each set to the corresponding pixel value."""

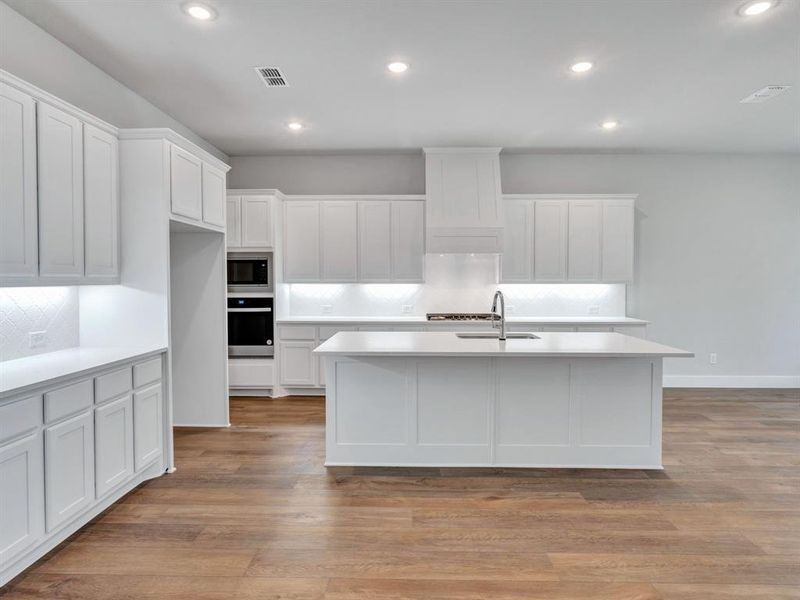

left=424, top=147, right=503, bottom=254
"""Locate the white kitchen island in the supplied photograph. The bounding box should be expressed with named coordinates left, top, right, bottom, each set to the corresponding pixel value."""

left=314, top=331, right=692, bottom=469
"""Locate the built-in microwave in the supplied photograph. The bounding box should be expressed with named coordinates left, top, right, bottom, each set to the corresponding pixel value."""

left=227, top=254, right=271, bottom=292
left=228, top=296, right=274, bottom=357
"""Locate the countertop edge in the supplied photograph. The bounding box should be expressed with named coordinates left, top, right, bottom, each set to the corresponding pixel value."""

left=277, top=316, right=650, bottom=326
left=0, top=346, right=168, bottom=400
left=314, top=350, right=694, bottom=358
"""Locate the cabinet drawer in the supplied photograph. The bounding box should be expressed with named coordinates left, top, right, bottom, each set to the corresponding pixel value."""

left=319, top=326, right=357, bottom=341
left=95, top=367, right=132, bottom=404
left=44, top=380, right=93, bottom=424
left=277, top=325, right=317, bottom=341
left=229, top=359, right=274, bottom=388
left=0, top=395, right=42, bottom=444
left=133, top=358, right=162, bottom=388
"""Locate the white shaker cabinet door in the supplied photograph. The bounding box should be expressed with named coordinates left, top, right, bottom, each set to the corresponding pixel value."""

left=201, top=163, right=226, bottom=228
left=500, top=199, right=533, bottom=282
left=0, top=432, right=44, bottom=568
left=44, top=411, right=94, bottom=532
left=94, top=395, right=134, bottom=498
left=568, top=200, right=602, bottom=282
left=602, top=199, right=635, bottom=282
left=226, top=196, right=242, bottom=248
left=0, top=84, right=38, bottom=281
left=279, top=341, right=317, bottom=386
left=241, top=195, right=272, bottom=248
left=321, top=201, right=358, bottom=281
left=391, top=201, right=425, bottom=282
left=533, top=200, right=567, bottom=281
left=358, top=201, right=392, bottom=281
left=37, top=102, right=84, bottom=280
left=83, top=124, right=119, bottom=280
left=133, top=383, right=163, bottom=472
left=170, top=145, right=202, bottom=221
left=283, top=201, right=320, bottom=282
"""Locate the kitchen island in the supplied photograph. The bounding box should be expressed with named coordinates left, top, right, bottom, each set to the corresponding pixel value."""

left=314, top=331, right=692, bottom=469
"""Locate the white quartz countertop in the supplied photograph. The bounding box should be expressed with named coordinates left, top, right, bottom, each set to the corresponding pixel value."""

left=314, top=331, right=692, bottom=358
left=1, top=346, right=167, bottom=399
left=278, top=316, right=649, bottom=326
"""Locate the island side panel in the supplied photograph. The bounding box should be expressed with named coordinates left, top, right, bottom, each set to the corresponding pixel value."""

left=325, top=355, right=663, bottom=469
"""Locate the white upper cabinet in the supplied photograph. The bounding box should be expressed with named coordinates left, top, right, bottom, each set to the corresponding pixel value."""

left=0, top=84, right=38, bottom=282
left=391, top=201, right=425, bottom=282
left=37, top=102, right=84, bottom=281
left=358, top=201, right=392, bottom=281
left=602, top=198, right=635, bottom=282
left=534, top=200, right=568, bottom=281
left=241, top=196, right=272, bottom=248
left=201, top=163, right=226, bottom=228
left=501, top=199, right=533, bottom=282
left=170, top=145, right=203, bottom=221
left=568, top=200, right=602, bottom=281
left=321, top=201, right=358, bottom=281
left=225, top=196, right=242, bottom=248
left=284, top=201, right=321, bottom=282
left=424, top=148, right=503, bottom=253
left=83, top=124, right=119, bottom=281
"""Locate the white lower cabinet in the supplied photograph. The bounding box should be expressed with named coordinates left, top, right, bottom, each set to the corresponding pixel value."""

left=94, top=395, right=134, bottom=497
left=44, top=411, right=94, bottom=532
left=0, top=432, right=44, bottom=569
left=280, top=341, right=317, bottom=386
left=133, top=384, right=163, bottom=471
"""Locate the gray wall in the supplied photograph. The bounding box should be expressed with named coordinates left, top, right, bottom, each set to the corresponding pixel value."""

left=0, top=2, right=227, bottom=162
left=229, top=152, right=800, bottom=383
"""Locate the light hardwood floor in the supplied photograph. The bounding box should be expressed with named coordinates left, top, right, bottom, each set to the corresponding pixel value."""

left=2, top=389, right=798, bottom=599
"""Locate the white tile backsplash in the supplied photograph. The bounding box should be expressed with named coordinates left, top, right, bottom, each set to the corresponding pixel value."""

left=283, top=254, right=625, bottom=317
left=0, top=287, right=79, bottom=362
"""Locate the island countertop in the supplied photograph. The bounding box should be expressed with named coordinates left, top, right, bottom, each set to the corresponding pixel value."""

left=314, top=331, right=693, bottom=358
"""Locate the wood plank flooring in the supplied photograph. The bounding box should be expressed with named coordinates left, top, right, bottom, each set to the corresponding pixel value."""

left=2, top=388, right=798, bottom=599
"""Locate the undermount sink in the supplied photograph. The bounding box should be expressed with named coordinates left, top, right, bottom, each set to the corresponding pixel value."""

left=456, top=332, right=540, bottom=340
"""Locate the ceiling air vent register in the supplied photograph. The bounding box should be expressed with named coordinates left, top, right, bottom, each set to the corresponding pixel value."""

left=255, top=67, right=289, bottom=88
left=740, top=85, right=791, bottom=103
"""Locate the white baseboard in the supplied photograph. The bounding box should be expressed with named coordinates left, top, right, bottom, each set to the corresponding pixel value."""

left=663, top=375, right=800, bottom=388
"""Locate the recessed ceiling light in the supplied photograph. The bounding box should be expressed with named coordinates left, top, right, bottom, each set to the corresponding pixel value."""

left=601, top=120, right=619, bottom=130
left=739, top=0, right=775, bottom=15
left=183, top=2, right=217, bottom=20
left=287, top=121, right=304, bottom=131
left=570, top=61, right=594, bottom=73
left=387, top=62, right=409, bottom=74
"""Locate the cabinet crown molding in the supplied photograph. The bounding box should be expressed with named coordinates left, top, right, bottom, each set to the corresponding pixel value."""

left=118, top=128, right=230, bottom=173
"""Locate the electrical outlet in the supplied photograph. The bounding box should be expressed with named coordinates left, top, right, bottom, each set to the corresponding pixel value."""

left=29, top=331, right=47, bottom=348
left=402, top=305, right=413, bottom=314
left=709, top=353, right=718, bottom=365
left=321, top=304, right=333, bottom=315
left=588, top=305, right=600, bottom=315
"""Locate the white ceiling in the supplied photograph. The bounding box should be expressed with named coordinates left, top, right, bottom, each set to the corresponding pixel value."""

left=8, top=0, right=799, bottom=155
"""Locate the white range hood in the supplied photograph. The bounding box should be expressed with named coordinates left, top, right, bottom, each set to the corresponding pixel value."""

left=424, top=147, right=504, bottom=254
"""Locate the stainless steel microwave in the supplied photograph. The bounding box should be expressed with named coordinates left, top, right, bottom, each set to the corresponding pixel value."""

left=227, top=254, right=271, bottom=292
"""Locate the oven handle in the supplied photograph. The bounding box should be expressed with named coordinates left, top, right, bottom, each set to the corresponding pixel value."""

left=228, top=308, right=272, bottom=313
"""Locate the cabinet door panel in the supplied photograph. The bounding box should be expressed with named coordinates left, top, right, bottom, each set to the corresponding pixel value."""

left=283, top=202, right=320, bottom=282
left=280, top=341, right=317, bottom=386
left=45, top=411, right=94, bottom=532
left=533, top=201, right=567, bottom=281
left=201, top=163, right=226, bottom=227
left=568, top=200, right=602, bottom=281
left=95, top=395, right=134, bottom=497
left=500, top=199, right=532, bottom=282
left=133, top=383, right=163, bottom=471
left=391, top=201, right=425, bottom=282
left=321, top=201, right=358, bottom=281
left=0, top=432, right=44, bottom=567
left=226, top=196, right=241, bottom=248
left=241, top=196, right=272, bottom=247
left=0, top=84, right=38, bottom=280
left=38, top=102, right=84, bottom=279
left=83, top=124, right=119, bottom=279
left=170, top=145, right=202, bottom=220
left=602, top=199, right=635, bottom=282
left=358, top=201, right=392, bottom=281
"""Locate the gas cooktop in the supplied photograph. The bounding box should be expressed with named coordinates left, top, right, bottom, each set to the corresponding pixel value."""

left=426, top=313, right=498, bottom=321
